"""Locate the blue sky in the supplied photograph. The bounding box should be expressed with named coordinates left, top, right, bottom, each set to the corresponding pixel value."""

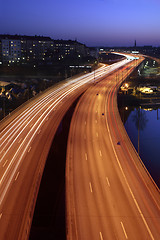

left=1, top=0, right=160, bottom=46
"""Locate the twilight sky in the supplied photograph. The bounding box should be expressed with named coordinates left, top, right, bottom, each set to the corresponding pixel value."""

left=1, top=0, right=160, bottom=47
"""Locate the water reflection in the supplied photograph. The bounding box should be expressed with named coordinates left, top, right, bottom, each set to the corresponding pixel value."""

left=132, top=108, right=148, bottom=131
left=131, top=108, right=148, bottom=154
left=118, top=58, right=160, bottom=188
left=124, top=107, right=160, bottom=188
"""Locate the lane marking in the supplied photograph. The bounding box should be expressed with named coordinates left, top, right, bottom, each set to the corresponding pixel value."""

left=121, top=222, right=128, bottom=239
left=0, top=63, right=120, bottom=151
left=106, top=87, right=155, bottom=240
left=28, top=147, right=31, bottom=153
left=3, top=160, right=8, bottom=168
left=89, top=182, right=93, bottom=193
left=95, top=119, right=98, bottom=124
left=15, top=172, right=20, bottom=181
left=85, top=153, right=88, bottom=161
left=18, top=138, right=22, bottom=143
left=96, top=132, right=99, bottom=137
left=100, top=231, right=103, bottom=240
left=1, top=76, right=95, bottom=159
left=0, top=61, right=129, bottom=209
left=85, top=121, right=87, bottom=125
left=99, top=150, right=102, bottom=157
left=38, top=130, right=41, bottom=134
left=106, top=177, right=110, bottom=187
left=0, top=213, right=2, bottom=219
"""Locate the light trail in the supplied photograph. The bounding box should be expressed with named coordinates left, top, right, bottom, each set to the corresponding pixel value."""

left=0, top=59, right=129, bottom=157
left=105, top=61, right=156, bottom=240
left=0, top=56, right=137, bottom=239
left=0, top=61, right=128, bottom=205
left=66, top=55, right=160, bottom=239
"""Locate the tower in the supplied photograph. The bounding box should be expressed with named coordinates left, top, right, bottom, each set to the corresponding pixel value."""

left=134, top=40, right=137, bottom=48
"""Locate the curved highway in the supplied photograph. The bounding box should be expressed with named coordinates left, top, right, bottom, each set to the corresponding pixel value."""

left=66, top=57, right=160, bottom=239
left=0, top=59, right=132, bottom=239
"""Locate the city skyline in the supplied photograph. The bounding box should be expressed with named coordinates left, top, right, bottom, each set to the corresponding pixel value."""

left=1, top=0, right=160, bottom=47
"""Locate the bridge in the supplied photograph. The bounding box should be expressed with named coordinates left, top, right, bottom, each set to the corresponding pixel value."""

left=0, top=54, right=160, bottom=239
left=66, top=57, right=160, bottom=240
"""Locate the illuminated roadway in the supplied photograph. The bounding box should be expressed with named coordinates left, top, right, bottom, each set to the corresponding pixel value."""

left=66, top=57, right=160, bottom=239
left=0, top=58, right=134, bottom=239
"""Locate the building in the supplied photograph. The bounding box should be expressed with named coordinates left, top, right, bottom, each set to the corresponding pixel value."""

left=0, top=34, right=54, bottom=65
left=0, top=35, right=21, bottom=64
left=20, top=35, right=54, bottom=64
left=53, top=39, right=88, bottom=60
left=89, top=47, right=99, bottom=58
left=0, top=34, right=90, bottom=65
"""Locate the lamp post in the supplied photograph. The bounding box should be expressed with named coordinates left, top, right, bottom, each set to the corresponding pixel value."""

left=3, top=95, right=6, bottom=118
left=0, top=84, right=6, bottom=118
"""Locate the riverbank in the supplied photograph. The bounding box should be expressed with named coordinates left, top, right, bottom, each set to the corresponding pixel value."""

left=118, top=58, right=160, bottom=188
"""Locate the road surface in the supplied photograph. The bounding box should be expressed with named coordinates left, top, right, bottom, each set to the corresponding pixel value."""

left=66, top=57, right=160, bottom=240
left=0, top=59, right=132, bottom=239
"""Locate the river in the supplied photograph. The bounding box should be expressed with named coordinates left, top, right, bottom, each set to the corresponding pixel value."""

left=118, top=58, right=160, bottom=188
left=123, top=106, right=160, bottom=188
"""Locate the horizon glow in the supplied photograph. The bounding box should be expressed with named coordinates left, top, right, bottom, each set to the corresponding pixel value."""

left=1, top=0, right=160, bottom=47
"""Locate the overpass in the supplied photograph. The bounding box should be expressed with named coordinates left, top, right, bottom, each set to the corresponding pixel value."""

left=66, top=57, right=160, bottom=239
left=0, top=55, right=155, bottom=239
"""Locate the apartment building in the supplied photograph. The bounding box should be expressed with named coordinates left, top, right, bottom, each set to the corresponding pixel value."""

left=20, top=36, right=54, bottom=64
left=0, top=36, right=21, bottom=64
left=0, top=35, right=89, bottom=65
left=0, top=35, right=54, bottom=64
left=54, top=39, right=88, bottom=60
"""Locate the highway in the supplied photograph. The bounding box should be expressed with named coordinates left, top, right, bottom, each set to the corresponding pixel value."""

left=66, top=57, right=160, bottom=239
left=0, top=58, right=133, bottom=239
